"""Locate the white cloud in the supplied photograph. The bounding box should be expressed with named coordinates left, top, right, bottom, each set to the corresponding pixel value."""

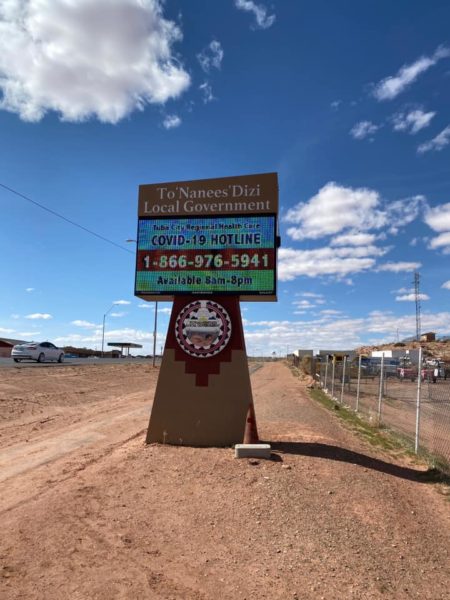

left=392, top=109, right=436, bottom=134
left=442, top=281, right=450, bottom=290
left=331, top=233, right=378, bottom=246
left=110, top=312, right=125, bottom=317
left=71, top=320, right=99, bottom=329
left=138, top=302, right=170, bottom=313
left=350, top=120, right=379, bottom=140
left=0, top=327, right=15, bottom=334
left=278, top=246, right=381, bottom=281
left=284, top=183, right=425, bottom=241
left=234, top=0, right=275, bottom=29
left=424, top=203, right=450, bottom=232
left=428, top=232, right=450, bottom=253
left=197, top=40, right=223, bottom=72
left=17, top=331, right=40, bottom=337
left=199, top=81, right=214, bottom=103
left=162, top=114, right=181, bottom=129
left=417, top=125, right=450, bottom=154
left=284, top=183, right=384, bottom=240
left=0, top=0, right=190, bottom=123
left=25, top=313, right=52, bottom=320
left=330, top=100, right=341, bottom=110
left=25, top=287, right=35, bottom=292
left=396, top=293, right=430, bottom=302
left=373, top=46, right=450, bottom=101
left=299, top=292, right=324, bottom=299
left=293, top=300, right=315, bottom=309
left=114, top=300, right=131, bottom=305
left=386, top=195, right=426, bottom=234
left=424, top=203, right=450, bottom=253
left=377, top=262, right=421, bottom=273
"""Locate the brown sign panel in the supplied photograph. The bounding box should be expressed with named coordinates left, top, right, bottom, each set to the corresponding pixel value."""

left=138, top=172, right=278, bottom=217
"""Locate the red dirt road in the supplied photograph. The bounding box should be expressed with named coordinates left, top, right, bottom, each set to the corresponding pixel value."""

left=1, top=362, right=449, bottom=599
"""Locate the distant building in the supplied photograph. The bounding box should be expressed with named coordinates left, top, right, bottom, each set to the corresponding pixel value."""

left=420, top=332, right=436, bottom=342
left=318, top=350, right=356, bottom=361
left=372, top=349, right=421, bottom=364
left=371, top=350, right=393, bottom=358
left=293, top=349, right=314, bottom=359
left=107, top=342, right=143, bottom=357
left=0, top=337, right=27, bottom=358
left=292, top=349, right=314, bottom=367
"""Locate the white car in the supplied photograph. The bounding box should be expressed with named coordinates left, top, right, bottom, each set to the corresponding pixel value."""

left=11, top=341, right=65, bottom=363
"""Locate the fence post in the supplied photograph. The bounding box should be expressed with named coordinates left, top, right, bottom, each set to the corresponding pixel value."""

left=415, top=347, right=423, bottom=454
left=356, top=354, right=362, bottom=412
left=377, top=355, right=385, bottom=425
left=340, top=356, right=347, bottom=404
left=331, top=358, right=336, bottom=399
left=324, top=356, right=329, bottom=390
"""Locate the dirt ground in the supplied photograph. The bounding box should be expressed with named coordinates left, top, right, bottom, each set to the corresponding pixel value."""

left=1, top=361, right=449, bottom=599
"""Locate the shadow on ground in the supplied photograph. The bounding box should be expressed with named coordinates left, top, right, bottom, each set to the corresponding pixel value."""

left=269, top=441, right=448, bottom=483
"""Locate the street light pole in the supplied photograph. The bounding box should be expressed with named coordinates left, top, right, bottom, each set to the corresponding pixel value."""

left=101, top=303, right=115, bottom=358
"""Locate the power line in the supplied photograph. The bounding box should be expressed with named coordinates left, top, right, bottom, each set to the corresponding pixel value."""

left=0, top=182, right=134, bottom=255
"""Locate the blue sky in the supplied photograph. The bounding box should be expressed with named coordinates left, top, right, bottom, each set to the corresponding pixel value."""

left=1, top=0, right=450, bottom=356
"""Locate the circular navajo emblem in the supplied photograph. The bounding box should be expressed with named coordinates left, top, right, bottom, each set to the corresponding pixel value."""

left=175, top=300, right=232, bottom=358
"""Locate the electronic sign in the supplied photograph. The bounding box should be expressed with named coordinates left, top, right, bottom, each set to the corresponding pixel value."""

left=134, top=173, right=278, bottom=302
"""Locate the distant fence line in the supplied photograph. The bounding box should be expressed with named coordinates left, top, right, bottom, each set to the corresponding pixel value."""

left=315, top=351, right=450, bottom=474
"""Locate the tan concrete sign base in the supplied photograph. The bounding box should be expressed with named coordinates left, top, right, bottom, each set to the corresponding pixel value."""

left=146, top=296, right=254, bottom=447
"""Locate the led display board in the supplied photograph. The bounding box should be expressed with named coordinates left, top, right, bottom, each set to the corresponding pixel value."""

left=135, top=173, right=278, bottom=302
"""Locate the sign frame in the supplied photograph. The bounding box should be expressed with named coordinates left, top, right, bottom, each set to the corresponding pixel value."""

left=134, top=173, right=279, bottom=302
left=134, top=212, right=277, bottom=301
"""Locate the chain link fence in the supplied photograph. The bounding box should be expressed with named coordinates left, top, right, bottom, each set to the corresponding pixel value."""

left=318, top=351, right=450, bottom=474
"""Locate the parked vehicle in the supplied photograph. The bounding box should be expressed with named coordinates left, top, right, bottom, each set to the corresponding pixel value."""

left=11, top=341, right=64, bottom=363
left=397, top=356, right=418, bottom=381
left=421, top=360, right=447, bottom=382
left=357, top=356, right=400, bottom=377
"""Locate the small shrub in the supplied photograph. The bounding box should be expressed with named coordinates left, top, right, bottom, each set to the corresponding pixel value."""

left=301, top=355, right=312, bottom=375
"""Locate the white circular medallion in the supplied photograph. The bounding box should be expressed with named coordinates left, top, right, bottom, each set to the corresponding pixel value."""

left=175, top=300, right=232, bottom=358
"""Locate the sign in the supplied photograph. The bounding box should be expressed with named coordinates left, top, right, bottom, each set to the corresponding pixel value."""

left=135, top=173, right=278, bottom=301
left=175, top=300, right=232, bottom=358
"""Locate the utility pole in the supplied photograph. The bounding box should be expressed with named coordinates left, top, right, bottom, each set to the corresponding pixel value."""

left=413, top=271, right=421, bottom=342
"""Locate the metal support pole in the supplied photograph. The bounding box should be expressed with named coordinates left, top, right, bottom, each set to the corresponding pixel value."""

left=101, top=303, right=115, bottom=358
left=377, top=355, right=385, bottom=425
left=101, top=313, right=106, bottom=358
left=152, top=301, right=158, bottom=367
left=324, top=356, right=329, bottom=390
left=356, top=354, right=362, bottom=412
left=415, top=347, right=423, bottom=454
left=340, top=356, right=347, bottom=404
left=331, top=358, right=336, bottom=399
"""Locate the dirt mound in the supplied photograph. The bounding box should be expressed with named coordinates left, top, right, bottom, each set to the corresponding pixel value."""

left=358, top=340, right=450, bottom=361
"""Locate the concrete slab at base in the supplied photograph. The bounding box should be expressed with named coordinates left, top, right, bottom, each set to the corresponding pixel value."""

left=234, top=443, right=271, bottom=459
